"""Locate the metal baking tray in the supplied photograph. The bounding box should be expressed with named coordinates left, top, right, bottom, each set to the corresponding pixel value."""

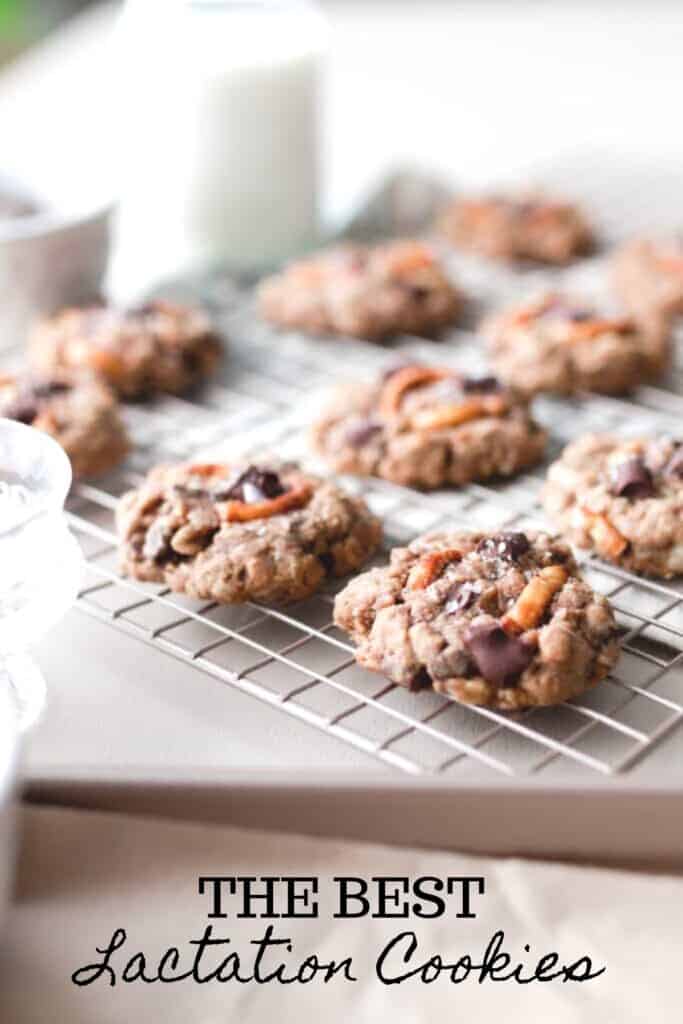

left=20, top=170, right=683, bottom=863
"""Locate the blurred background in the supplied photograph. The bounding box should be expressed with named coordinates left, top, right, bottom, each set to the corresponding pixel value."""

left=0, top=1, right=681, bottom=298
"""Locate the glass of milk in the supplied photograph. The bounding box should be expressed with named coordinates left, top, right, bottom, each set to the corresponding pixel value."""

left=0, top=420, right=83, bottom=730
left=113, top=0, right=326, bottom=296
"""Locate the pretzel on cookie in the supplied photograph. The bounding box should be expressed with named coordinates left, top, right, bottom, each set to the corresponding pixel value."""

left=410, top=394, right=508, bottom=431
left=585, top=511, right=629, bottom=559
left=180, top=464, right=313, bottom=523
left=407, top=548, right=463, bottom=590
left=184, top=463, right=231, bottom=479
left=564, top=317, right=632, bottom=342
left=502, top=564, right=568, bottom=633
left=509, top=295, right=557, bottom=328
left=378, top=366, right=456, bottom=418
left=222, top=485, right=313, bottom=523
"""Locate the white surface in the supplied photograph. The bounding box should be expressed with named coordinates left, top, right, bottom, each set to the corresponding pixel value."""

left=114, top=0, right=323, bottom=285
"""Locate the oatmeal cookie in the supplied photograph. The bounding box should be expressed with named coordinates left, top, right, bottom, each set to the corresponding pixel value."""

left=543, top=434, right=683, bottom=578
left=334, top=529, right=618, bottom=709
left=258, top=241, right=463, bottom=340
left=612, top=238, right=683, bottom=322
left=29, top=300, right=222, bottom=399
left=482, top=293, right=670, bottom=397
left=117, top=461, right=382, bottom=605
left=439, top=193, right=594, bottom=264
left=0, top=371, right=129, bottom=479
left=312, top=363, right=546, bottom=489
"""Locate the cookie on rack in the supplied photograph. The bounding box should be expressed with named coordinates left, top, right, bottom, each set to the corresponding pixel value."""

left=117, top=461, right=382, bottom=605
left=29, top=300, right=222, bottom=400
left=438, top=192, right=594, bottom=265
left=312, top=362, right=547, bottom=489
left=257, top=240, right=464, bottom=341
left=482, top=292, right=670, bottom=397
left=334, top=529, right=619, bottom=710
left=612, top=238, right=683, bottom=322
left=0, top=371, right=129, bottom=479
left=543, top=434, right=683, bottom=579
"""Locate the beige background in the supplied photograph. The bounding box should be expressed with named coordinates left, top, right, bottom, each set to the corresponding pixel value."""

left=2, top=805, right=682, bottom=1023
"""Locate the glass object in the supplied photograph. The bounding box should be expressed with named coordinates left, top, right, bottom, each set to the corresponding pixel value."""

left=0, top=419, right=83, bottom=730
left=113, top=0, right=326, bottom=296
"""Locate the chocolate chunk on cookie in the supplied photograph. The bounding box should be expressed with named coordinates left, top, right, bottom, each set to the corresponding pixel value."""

left=29, top=299, right=222, bottom=399
left=438, top=193, right=594, bottom=265
left=481, top=292, right=670, bottom=397
left=312, top=362, right=546, bottom=489
left=543, top=433, right=683, bottom=578
left=117, top=461, right=382, bottom=605
left=334, top=530, right=619, bottom=709
left=0, top=371, right=129, bottom=479
left=258, top=241, right=464, bottom=341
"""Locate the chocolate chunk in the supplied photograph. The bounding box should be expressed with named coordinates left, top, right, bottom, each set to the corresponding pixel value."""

left=462, top=375, right=500, bottom=394
left=410, top=286, right=430, bottom=301
left=1, top=377, right=71, bottom=424
left=3, top=397, right=39, bottom=424
left=213, top=466, right=287, bottom=503
left=444, top=581, right=479, bottom=615
left=464, top=620, right=534, bottom=688
left=29, top=378, right=70, bottom=399
left=346, top=419, right=383, bottom=448
left=142, top=518, right=172, bottom=562
left=665, top=446, right=683, bottom=480
left=567, top=309, right=593, bottom=323
left=611, top=457, right=655, bottom=500
left=477, top=532, right=530, bottom=561
left=408, top=666, right=432, bottom=692
left=318, top=551, right=335, bottom=574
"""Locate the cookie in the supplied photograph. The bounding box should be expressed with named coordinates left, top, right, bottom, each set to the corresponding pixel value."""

left=29, top=300, right=222, bottom=399
left=543, top=434, right=683, bottom=579
left=0, top=371, right=129, bottom=479
left=439, top=192, right=594, bottom=265
left=312, top=363, right=546, bottom=489
left=612, top=238, right=683, bottom=322
left=482, top=293, right=670, bottom=397
left=258, top=241, right=463, bottom=340
left=117, top=461, right=382, bottom=605
left=334, top=529, right=618, bottom=710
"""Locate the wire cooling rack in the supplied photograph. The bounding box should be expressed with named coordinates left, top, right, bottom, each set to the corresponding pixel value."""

left=66, top=268, right=683, bottom=779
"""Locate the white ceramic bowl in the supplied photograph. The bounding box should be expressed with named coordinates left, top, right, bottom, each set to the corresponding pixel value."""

left=0, top=176, right=112, bottom=351
left=0, top=419, right=83, bottom=926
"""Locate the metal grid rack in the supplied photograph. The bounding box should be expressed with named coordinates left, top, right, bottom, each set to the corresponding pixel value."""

left=66, top=278, right=683, bottom=779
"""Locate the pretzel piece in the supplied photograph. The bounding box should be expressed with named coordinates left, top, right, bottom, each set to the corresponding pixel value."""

left=586, top=511, right=629, bottom=560
left=222, top=485, right=312, bottom=523
left=502, top=565, right=568, bottom=633
left=410, top=394, right=508, bottom=431
left=378, top=366, right=455, bottom=418
left=407, top=548, right=463, bottom=590
left=565, top=317, right=632, bottom=342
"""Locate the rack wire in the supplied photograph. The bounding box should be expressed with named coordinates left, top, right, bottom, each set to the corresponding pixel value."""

left=65, top=265, right=683, bottom=778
